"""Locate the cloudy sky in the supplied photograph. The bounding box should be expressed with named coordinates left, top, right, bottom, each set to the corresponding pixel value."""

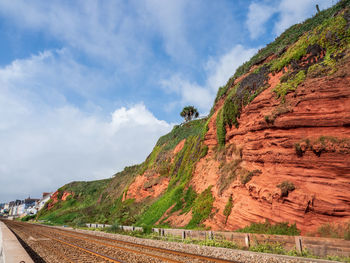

left=0, top=0, right=334, bottom=202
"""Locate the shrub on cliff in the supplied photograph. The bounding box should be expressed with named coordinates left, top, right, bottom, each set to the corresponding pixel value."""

left=236, top=220, right=300, bottom=236
left=317, top=221, right=350, bottom=240
left=186, top=186, right=214, bottom=229
left=277, top=181, right=295, bottom=197
left=223, top=195, right=233, bottom=224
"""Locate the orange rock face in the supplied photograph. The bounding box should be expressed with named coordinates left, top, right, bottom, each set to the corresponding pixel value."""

left=120, top=53, right=349, bottom=234
left=126, top=173, right=170, bottom=202
left=173, top=139, right=186, bottom=155
left=126, top=140, right=186, bottom=203
left=61, top=192, right=71, bottom=201
left=47, top=190, right=72, bottom=210
left=196, top=59, right=350, bottom=234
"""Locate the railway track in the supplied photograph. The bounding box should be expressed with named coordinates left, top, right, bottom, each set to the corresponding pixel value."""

left=4, top=220, right=237, bottom=263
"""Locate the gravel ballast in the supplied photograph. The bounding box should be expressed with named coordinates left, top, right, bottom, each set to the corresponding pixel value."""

left=53, top=226, right=339, bottom=263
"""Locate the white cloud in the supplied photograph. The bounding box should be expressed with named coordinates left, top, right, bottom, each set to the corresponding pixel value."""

left=0, top=52, right=171, bottom=202
left=206, top=45, right=257, bottom=91
left=0, top=49, right=112, bottom=110
left=246, top=0, right=334, bottom=39
left=274, top=0, right=333, bottom=35
left=0, top=1, right=135, bottom=65
left=246, top=2, right=276, bottom=39
left=160, top=45, right=258, bottom=114
left=140, top=0, right=193, bottom=60
left=0, top=0, right=194, bottom=66
left=161, top=75, right=213, bottom=111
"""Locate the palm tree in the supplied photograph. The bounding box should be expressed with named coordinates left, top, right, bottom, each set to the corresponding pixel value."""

left=180, top=106, right=199, bottom=122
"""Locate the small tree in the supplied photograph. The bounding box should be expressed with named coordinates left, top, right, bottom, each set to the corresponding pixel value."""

left=180, top=106, right=199, bottom=122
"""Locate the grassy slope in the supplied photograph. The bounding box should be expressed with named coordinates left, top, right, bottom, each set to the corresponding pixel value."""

left=38, top=0, right=350, bottom=228
left=38, top=119, right=208, bottom=226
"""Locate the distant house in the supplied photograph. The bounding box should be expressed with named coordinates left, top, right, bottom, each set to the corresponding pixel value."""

left=17, top=202, right=26, bottom=215
left=37, top=192, right=52, bottom=211
left=0, top=203, right=5, bottom=215
left=0, top=203, right=9, bottom=215
left=22, top=197, right=40, bottom=216
left=7, top=201, right=14, bottom=216
left=7, top=197, right=39, bottom=217
left=9, top=200, right=22, bottom=216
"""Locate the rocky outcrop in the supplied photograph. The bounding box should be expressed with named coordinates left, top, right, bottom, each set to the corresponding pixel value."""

left=197, top=55, right=350, bottom=234
left=47, top=190, right=72, bottom=210
left=125, top=173, right=169, bottom=202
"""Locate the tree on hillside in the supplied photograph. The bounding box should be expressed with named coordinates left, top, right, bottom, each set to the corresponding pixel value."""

left=180, top=106, right=199, bottom=122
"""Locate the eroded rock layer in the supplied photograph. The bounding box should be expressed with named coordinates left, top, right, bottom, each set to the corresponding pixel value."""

left=199, top=57, right=350, bottom=234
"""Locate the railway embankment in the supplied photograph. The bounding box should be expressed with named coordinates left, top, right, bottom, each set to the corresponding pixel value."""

left=83, top=223, right=350, bottom=258
left=2, top=220, right=349, bottom=263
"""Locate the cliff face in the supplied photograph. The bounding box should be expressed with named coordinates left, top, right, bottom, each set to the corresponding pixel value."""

left=195, top=57, right=350, bottom=234
left=40, top=1, right=350, bottom=235
left=153, top=3, right=350, bottom=234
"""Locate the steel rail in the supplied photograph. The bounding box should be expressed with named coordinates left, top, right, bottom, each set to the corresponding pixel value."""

left=7, top=221, right=238, bottom=263
left=38, top=232, right=126, bottom=263
left=46, top=225, right=237, bottom=263
left=46, top=229, right=182, bottom=263
left=8, top=226, right=75, bottom=263
left=4, top=221, right=125, bottom=263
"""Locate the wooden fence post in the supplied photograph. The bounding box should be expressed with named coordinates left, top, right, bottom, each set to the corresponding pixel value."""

left=182, top=230, right=186, bottom=241
left=295, top=236, right=303, bottom=253
left=245, top=234, right=250, bottom=247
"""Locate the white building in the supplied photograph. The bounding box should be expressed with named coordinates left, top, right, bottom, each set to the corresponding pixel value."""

left=37, top=192, right=52, bottom=211
left=17, top=203, right=26, bottom=215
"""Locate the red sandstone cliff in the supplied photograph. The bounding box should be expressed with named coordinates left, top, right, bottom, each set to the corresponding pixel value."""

left=190, top=54, right=350, bottom=234
left=124, top=47, right=350, bottom=235
left=45, top=2, right=350, bottom=235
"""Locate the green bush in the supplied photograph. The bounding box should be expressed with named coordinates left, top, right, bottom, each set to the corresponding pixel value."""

left=223, top=97, right=240, bottom=129
left=184, top=238, right=238, bottom=249
left=21, top=214, right=36, bottom=222
left=213, top=76, right=235, bottom=104
left=187, top=186, right=214, bottom=229
left=317, top=221, right=350, bottom=240
left=236, top=220, right=300, bottom=236
left=137, top=136, right=205, bottom=226
left=142, top=224, right=153, bottom=234
left=201, top=118, right=210, bottom=138
left=223, top=195, right=233, bottom=224
left=277, top=181, right=296, bottom=197
left=216, top=109, right=226, bottom=147
left=72, top=217, right=86, bottom=228
left=240, top=170, right=261, bottom=185
left=200, top=145, right=208, bottom=158
left=182, top=187, right=197, bottom=214
left=274, top=70, right=306, bottom=102
left=250, top=242, right=286, bottom=254
left=156, top=119, right=207, bottom=151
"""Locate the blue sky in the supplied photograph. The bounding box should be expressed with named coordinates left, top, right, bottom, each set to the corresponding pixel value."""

left=0, top=0, right=334, bottom=202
